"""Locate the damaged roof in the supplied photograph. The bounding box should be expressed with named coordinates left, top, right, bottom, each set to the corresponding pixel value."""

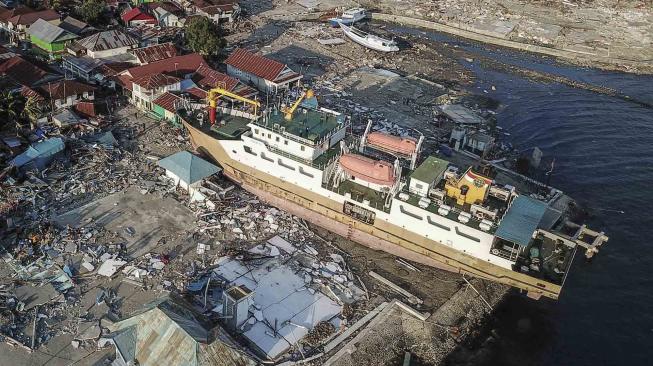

left=131, top=42, right=178, bottom=64
left=124, top=53, right=207, bottom=79
left=38, top=79, right=96, bottom=100
left=106, top=294, right=255, bottom=366
left=76, top=30, right=138, bottom=52
left=157, top=150, right=220, bottom=185
left=132, top=73, right=180, bottom=89
left=153, top=91, right=182, bottom=113
left=0, top=56, right=55, bottom=87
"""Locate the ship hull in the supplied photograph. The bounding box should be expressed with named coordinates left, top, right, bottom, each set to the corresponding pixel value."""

left=184, top=121, right=563, bottom=300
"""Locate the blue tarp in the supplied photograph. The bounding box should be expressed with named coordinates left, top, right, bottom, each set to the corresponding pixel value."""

left=11, top=137, right=65, bottom=170
left=157, top=151, right=221, bottom=185
left=495, top=195, right=548, bottom=247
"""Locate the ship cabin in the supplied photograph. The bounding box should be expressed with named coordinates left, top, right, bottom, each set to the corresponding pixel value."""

left=248, top=104, right=348, bottom=163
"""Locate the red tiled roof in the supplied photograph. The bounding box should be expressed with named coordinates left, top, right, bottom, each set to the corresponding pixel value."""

left=38, top=80, right=96, bottom=100
left=131, top=42, right=178, bottom=64
left=122, top=8, right=156, bottom=23
left=225, top=48, right=286, bottom=82
left=185, top=87, right=207, bottom=100
left=0, top=56, right=50, bottom=87
left=0, top=7, right=36, bottom=22
left=131, top=73, right=180, bottom=89
left=8, top=9, right=59, bottom=26
left=193, top=63, right=238, bottom=90
left=113, top=74, right=133, bottom=90
left=97, top=62, right=134, bottom=77
left=124, top=53, right=207, bottom=79
left=74, top=101, right=99, bottom=117
left=153, top=92, right=182, bottom=113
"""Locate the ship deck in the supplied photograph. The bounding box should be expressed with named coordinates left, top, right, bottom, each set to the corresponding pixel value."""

left=256, top=107, right=344, bottom=143
left=179, top=111, right=253, bottom=140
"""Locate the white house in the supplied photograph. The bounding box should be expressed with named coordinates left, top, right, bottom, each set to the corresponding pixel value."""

left=225, top=48, right=302, bottom=94
left=131, top=73, right=181, bottom=111
left=409, top=156, right=449, bottom=198
left=157, top=151, right=221, bottom=203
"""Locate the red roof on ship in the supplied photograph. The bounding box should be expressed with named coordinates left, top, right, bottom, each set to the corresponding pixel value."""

left=339, top=153, right=396, bottom=187
left=225, top=48, right=286, bottom=81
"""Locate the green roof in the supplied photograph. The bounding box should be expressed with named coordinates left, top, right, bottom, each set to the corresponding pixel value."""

left=410, top=156, right=449, bottom=183
left=259, top=106, right=344, bottom=143
left=157, top=151, right=221, bottom=184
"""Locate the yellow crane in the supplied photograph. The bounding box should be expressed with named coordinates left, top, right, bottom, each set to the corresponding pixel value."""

left=207, top=85, right=261, bottom=124
left=283, top=89, right=314, bottom=121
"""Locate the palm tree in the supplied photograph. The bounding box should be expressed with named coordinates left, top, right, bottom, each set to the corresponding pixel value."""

left=22, top=96, right=43, bottom=130
left=0, top=91, right=22, bottom=134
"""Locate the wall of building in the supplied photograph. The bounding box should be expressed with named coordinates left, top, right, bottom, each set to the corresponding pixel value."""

left=88, top=45, right=135, bottom=59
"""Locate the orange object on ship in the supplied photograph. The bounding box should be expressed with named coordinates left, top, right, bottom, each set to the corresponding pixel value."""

left=366, top=132, right=417, bottom=156
left=339, top=153, right=396, bottom=186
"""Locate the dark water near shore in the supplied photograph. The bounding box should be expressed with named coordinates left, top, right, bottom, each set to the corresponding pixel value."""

left=387, top=25, right=653, bottom=366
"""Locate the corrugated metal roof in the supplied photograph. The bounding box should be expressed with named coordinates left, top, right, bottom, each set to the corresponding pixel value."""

left=76, top=30, right=137, bottom=52
left=0, top=56, right=52, bottom=87
left=38, top=79, right=96, bottom=100
left=8, top=9, right=58, bottom=26
left=495, top=195, right=548, bottom=247
left=193, top=63, right=238, bottom=90
left=157, top=150, right=220, bottom=184
left=124, top=53, right=207, bottom=79
left=131, top=42, right=178, bottom=64
left=132, top=73, right=180, bottom=89
left=28, top=18, right=78, bottom=44
left=122, top=8, right=157, bottom=23
left=11, top=137, right=64, bottom=168
left=225, top=48, right=286, bottom=82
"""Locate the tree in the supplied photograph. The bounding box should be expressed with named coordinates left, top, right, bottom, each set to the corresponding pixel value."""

left=0, top=91, right=26, bottom=134
left=185, top=17, right=226, bottom=56
left=76, top=0, right=106, bottom=24
left=23, top=97, right=44, bottom=129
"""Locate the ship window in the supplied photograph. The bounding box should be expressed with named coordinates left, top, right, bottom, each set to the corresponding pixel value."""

left=427, top=216, right=450, bottom=231
left=275, top=136, right=280, bottom=142
left=254, top=129, right=259, bottom=134
left=455, top=227, right=480, bottom=242
left=299, top=167, right=314, bottom=178
left=278, top=159, right=295, bottom=171
left=260, top=152, right=273, bottom=162
left=284, top=140, right=288, bottom=145
left=400, top=205, right=423, bottom=220
left=300, top=145, right=305, bottom=151
left=415, top=183, right=423, bottom=189
left=268, top=133, right=271, bottom=139
left=244, top=146, right=256, bottom=156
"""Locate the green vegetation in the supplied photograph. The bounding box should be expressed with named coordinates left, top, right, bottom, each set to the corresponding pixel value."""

left=185, top=17, right=226, bottom=56
left=76, top=0, right=106, bottom=25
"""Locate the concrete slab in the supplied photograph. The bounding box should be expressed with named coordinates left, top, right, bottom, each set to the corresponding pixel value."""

left=54, top=188, right=197, bottom=258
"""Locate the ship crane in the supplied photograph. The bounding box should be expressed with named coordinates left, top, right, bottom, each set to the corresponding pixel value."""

left=207, top=85, right=261, bottom=125
left=283, top=89, right=314, bottom=121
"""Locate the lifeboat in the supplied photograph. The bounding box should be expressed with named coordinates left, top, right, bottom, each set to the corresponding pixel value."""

left=339, top=153, right=395, bottom=186
left=366, top=132, right=417, bottom=156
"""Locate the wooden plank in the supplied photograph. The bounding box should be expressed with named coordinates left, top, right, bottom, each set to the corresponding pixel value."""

left=368, top=271, right=423, bottom=304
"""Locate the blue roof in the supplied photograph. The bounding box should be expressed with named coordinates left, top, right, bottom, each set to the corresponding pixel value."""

left=157, top=151, right=221, bottom=184
left=495, top=195, right=548, bottom=247
left=11, top=137, right=65, bottom=168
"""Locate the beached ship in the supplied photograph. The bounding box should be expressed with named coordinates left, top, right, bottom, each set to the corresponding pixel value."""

left=329, top=7, right=367, bottom=27
left=180, top=90, right=607, bottom=300
left=339, top=23, right=399, bottom=52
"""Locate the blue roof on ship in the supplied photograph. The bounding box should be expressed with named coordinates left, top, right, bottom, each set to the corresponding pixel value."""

left=157, top=151, right=221, bottom=185
left=495, top=195, right=548, bottom=247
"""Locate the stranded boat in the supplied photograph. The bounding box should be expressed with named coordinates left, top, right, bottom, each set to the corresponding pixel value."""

left=329, top=7, right=367, bottom=27
left=339, top=23, right=399, bottom=52
left=180, top=88, right=608, bottom=300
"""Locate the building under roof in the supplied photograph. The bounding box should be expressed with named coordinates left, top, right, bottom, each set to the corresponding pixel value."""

left=0, top=56, right=59, bottom=87
left=225, top=48, right=302, bottom=93
left=495, top=195, right=548, bottom=247
left=130, top=42, right=178, bottom=65
left=101, top=294, right=256, bottom=366
left=157, top=150, right=221, bottom=186
left=38, top=79, right=96, bottom=100
left=58, top=16, right=94, bottom=35
left=76, top=30, right=138, bottom=53
left=27, top=18, right=78, bottom=45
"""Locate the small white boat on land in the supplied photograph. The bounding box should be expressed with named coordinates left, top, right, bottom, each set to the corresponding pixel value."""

left=329, top=7, right=367, bottom=27
left=339, top=23, right=399, bottom=52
